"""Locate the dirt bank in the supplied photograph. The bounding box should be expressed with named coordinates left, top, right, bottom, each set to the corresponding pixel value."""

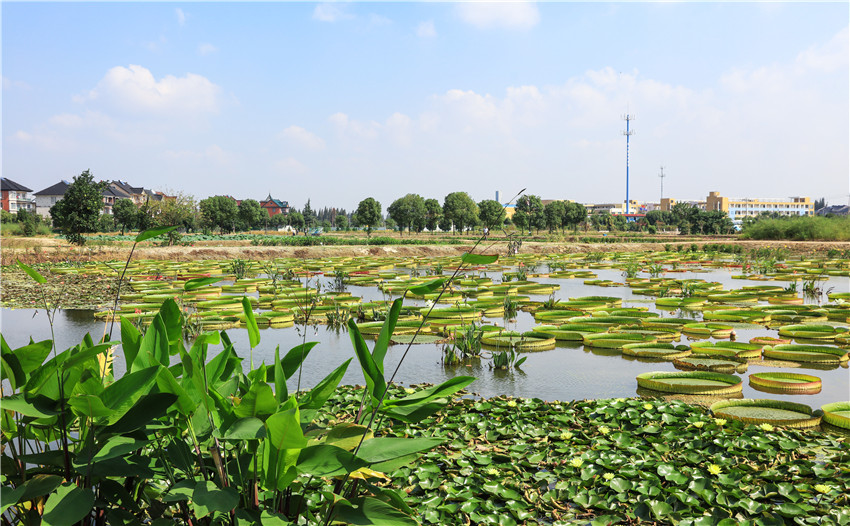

left=3, top=235, right=849, bottom=265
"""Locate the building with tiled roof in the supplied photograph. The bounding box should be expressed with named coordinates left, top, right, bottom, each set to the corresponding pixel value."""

left=260, top=194, right=290, bottom=216
left=1, top=178, right=35, bottom=213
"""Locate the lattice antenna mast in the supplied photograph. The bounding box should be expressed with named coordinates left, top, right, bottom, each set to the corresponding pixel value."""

left=658, top=166, right=666, bottom=202
left=622, top=114, right=635, bottom=214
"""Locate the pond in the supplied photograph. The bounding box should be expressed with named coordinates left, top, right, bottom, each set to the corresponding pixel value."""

left=2, top=266, right=848, bottom=410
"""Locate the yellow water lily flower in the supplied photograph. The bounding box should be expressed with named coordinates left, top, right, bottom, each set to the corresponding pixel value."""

left=598, top=425, right=610, bottom=435
left=570, top=458, right=584, bottom=468
left=486, top=467, right=499, bottom=476
left=603, top=472, right=615, bottom=481
left=814, top=484, right=831, bottom=494
left=713, top=418, right=726, bottom=426
left=643, top=403, right=653, bottom=410
left=560, top=431, right=574, bottom=441
left=758, top=423, right=775, bottom=432
left=692, top=421, right=705, bottom=429
left=507, top=400, right=518, bottom=408
left=707, top=464, right=722, bottom=475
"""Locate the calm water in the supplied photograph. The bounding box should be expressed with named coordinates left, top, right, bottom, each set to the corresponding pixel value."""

left=2, top=267, right=848, bottom=409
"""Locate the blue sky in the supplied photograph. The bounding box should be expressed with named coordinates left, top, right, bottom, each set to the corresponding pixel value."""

left=3, top=2, right=848, bottom=212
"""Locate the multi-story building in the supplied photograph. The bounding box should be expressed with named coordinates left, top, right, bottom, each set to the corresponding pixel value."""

left=705, top=191, right=813, bottom=227
left=33, top=181, right=70, bottom=218
left=260, top=194, right=290, bottom=217
left=1, top=178, right=35, bottom=213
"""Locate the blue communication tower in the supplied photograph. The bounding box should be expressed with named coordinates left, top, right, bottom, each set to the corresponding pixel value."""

left=622, top=114, right=635, bottom=214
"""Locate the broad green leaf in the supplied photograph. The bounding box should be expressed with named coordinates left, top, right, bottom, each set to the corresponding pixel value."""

left=260, top=510, right=294, bottom=526
left=0, top=485, right=26, bottom=514
left=356, top=437, right=444, bottom=464
left=191, top=481, right=238, bottom=518
left=299, top=359, right=352, bottom=412
left=280, top=341, right=319, bottom=380
left=407, top=278, right=446, bottom=296
left=323, top=423, right=373, bottom=451
left=2, top=393, right=57, bottom=418
left=135, top=313, right=169, bottom=369
left=158, top=299, right=184, bottom=351
left=155, top=366, right=195, bottom=416
left=92, top=436, right=149, bottom=463
left=17, top=259, right=46, bottom=284
left=100, top=366, right=159, bottom=423
left=120, top=317, right=142, bottom=373
left=274, top=345, right=287, bottom=403
left=348, top=320, right=385, bottom=406
left=135, top=225, right=177, bottom=243
left=297, top=444, right=365, bottom=477
left=13, top=474, right=63, bottom=503
left=386, top=376, right=474, bottom=408
left=372, top=298, right=402, bottom=374
left=105, top=392, right=177, bottom=434
left=42, top=483, right=95, bottom=526
left=234, top=382, right=277, bottom=420
left=62, top=342, right=114, bottom=371
left=265, top=401, right=307, bottom=451
left=1, top=352, right=25, bottom=391
left=333, top=496, right=418, bottom=526
left=184, top=277, right=221, bottom=291
left=243, top=297, right=260, bottom=348
left=10, top=338, right=52, bottom=375
left=68, top=394, right=114, bottom=419
left=461, top=253, right=499, bottom=265
left=221, top=417, right=267, bottom=440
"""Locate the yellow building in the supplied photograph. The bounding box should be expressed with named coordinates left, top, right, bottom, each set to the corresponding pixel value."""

left=705, top=191, right=813, bottom=226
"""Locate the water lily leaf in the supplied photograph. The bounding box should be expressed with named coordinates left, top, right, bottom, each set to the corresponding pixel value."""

left=242, top=297, right=260, bottom=349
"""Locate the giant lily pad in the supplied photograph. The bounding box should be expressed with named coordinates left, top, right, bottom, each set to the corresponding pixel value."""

left=710, top=399, right=822, bottom=429
left=748, top=372, right=822, bottom=394
left=636, top=371, right=743, bottom=395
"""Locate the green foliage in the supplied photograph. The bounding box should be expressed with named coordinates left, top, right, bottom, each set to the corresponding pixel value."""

left=741, top=215, right=850, bottom=241
left=387, top=193, right=426, bottom=235
left=354, top=197, right=382, bottom=237
left=287, top=210, right=305, bottom=232
left=199, top=195, right=238, bottom=233
left=514, top=195, right=544, bottom=234
left=49, top=169, right=108, bottom=245
left=112, top=199, right=138, bottom=235
left=543, top=200, right=566, bottom=233
left=1, top=296, right=472, bottom=525
left=238, top=199, right=266, bottom=231
left=334, top=213, right=349, bottom=231
left=477, top=199, right=505, bottom=231
left=424, top=198, right=443, bottom=232
left=442, top=192, right=479, bottom=233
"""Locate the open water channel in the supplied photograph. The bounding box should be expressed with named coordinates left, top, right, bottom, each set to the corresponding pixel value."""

left=2, top=266, right=848, bottom=410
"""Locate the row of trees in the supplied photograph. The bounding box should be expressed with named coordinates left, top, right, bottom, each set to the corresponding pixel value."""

left=645, top=203, right=735, bottom=234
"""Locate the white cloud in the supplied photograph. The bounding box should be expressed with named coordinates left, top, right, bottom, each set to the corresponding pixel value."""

left=2, top=76, right=30, bottom=91
left=313, top=4, right=351, bottom=23
left=368, top=13, right=392, bottom=27
left=81, top=65, right=221, bottom=115
left=456, top=1, right=540, bottom=30
left=280, top=125, right=326, bottom=151
left=176, top=8, right=186, bottom=26
left=795, top=25, right=848, bottom=74
left=163, top=145, right=232, bottom=164
left=416, top=20, right=436, bottom=38
left=329, top=112, right=380, bottom=141
left=198, top=43, right=218, bottom=56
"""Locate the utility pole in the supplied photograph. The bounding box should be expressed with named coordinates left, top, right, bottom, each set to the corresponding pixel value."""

left=622, top=114, right=635, bottom=214
left=658, top=166, right=666, bottom=202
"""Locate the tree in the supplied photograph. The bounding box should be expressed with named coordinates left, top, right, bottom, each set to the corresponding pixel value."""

left=514, top=195, right=544, bottom=234
left=238, top=199, right=266, bottom=231
left=288, top=211, right=305, bottom=232
left=478, top=200, right=506, bottom=231
left=442, top=192, right=479, bottom=233
left=424, top=198, right=443, bottom=232
left=354, top=197, right=382, bottom=237
left=149, top=192, right=198, bottom=243
left=113, top=198, right=138, bottom=235
left=334, top=214, right=349, bottom=231
left=50, top=169, right=108, bottom=245
left=302, top=200, right=317, bottom=229
left=199, top=196, right=238, bottom=233
left=814, top=197, right=826, bottom=211
left=387, top=194, right=426, bottom=235
left=563, top=201, right=587, bottom=232
left=543, top=201, right=566, bottom=233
